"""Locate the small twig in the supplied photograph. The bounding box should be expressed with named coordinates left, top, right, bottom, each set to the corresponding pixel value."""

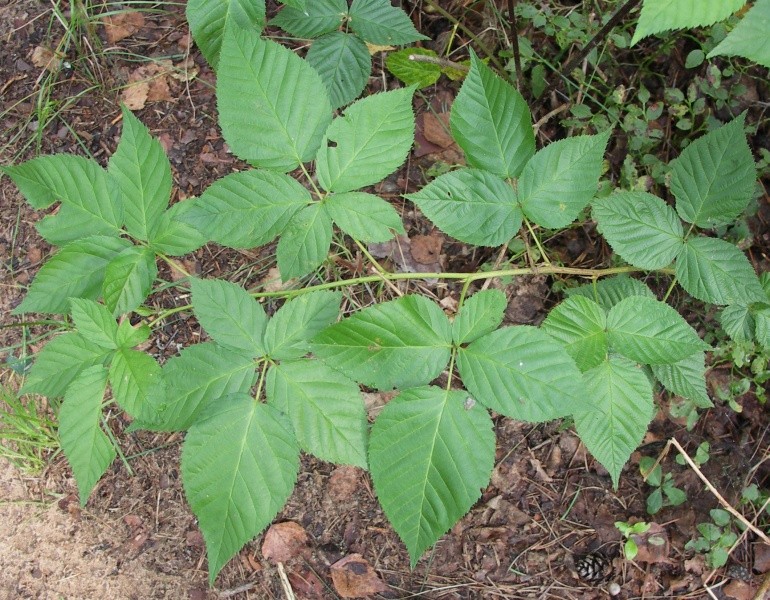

left=218, top=580, right=259, bottom=598
left=408, top=53, right=468, bottom=73
left=277, top=562, right=296, bottom=600
left=507, top=0, right=522, bottom=91
left=533, top=104, right=569, bottom=136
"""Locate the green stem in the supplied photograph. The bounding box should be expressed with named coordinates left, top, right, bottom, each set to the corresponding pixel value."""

left=445, top=347, right=458, bottom=393
left=157, top=253, right=191, bottom=279
left=662, top=277, right=678, bottom=302
left=254, top=358, right=269, bottom=402
left=299, top=163, right=326, bottom=201
left=523, top=218, right=551, bottom=266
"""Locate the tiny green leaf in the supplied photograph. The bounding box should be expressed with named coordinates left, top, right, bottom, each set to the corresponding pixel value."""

left=323, top=192, right=405, bottom=242
left=452, top=289, right=508, bottom=345
left=270, top=0, right=346, bottom=38
left=542, top=295, right=608, bottom=372
left=307, top=32, right=371, bottom=110
left=102, top=246, right=158, bottom=317
left=386, top=47, right=441, bottom=89
left=276, top=203, right=333, bottom=280
left=348, top=0, right=428, bottom=45
left=264, top=290, right=342, bottom=360
left=69, top=298, right=119, bottom=349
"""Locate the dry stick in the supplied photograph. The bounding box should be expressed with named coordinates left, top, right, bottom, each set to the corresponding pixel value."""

left=277, top=562, right=297, bottom=600
left=507, top=0, right=522, bottom=91
left=408, top=53, right=468, bottom=73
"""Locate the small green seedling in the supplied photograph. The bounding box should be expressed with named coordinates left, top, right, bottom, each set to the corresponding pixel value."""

left=685, top=508, right=738, bottom=568
left=640, top=456, right=687, bottom=515
left=615, top=520, right=651, bottom=560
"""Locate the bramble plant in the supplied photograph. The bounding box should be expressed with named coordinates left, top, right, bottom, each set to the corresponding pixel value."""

left=5, top=6, right=770, bottom=587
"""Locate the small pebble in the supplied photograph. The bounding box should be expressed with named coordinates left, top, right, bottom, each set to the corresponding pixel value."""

left=608, top=582, right=621, bottom=596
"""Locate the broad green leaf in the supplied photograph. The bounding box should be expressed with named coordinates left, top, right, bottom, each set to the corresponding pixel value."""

left=519, top=131, right=610, bottom=229
left=369, top=386, right=494, bottom=567
left=270, top=0, right=346, bottom=38
left=279, top=0, right=306, bottom=10
left=182, top=170, right=310, bottom=248
left=386, top=47, right=441, bottom=89
left=450, top=51, right=534, bottom=178
left=266, top=359, right=367, bottom=467
left=109, top=348, right=166, bottom=421
left=191, top=278, right=267, bottom=357
left=671, top=113, right=755, bottom=228
left=708, top=0, right=770, bottom=68
left=574, top=355, right=654, bottom=488
left=719, top=304, right=754, bottom=343
left=59, top=365, right=115, bottom=505
left=149, top=200, right=208, bottom=256
left=264, top=290, right=342, bottom=360
left=277, top=204, right=333, bottom=280
left=593, top=191, right=684, bottom=269
left=317, top=87, right=415, bottom=193
left=311, top=295, right=452, bottom=390
left=323, top=192, right=405, bottom=242
left=116, top=321, right=151, bottom=349
left=182, top=395, right=299, bottom=583
left=405, top=168, right=521, bottom=246
left=218, top=30, right=332, bottom=171
left=186, top=0, right=265, bottom=68
left=607, top=296, right=709, bottom=364
left=675, top=236, right=766, bottom=305
left=14, top=236, right=133, bottom=315
left=103, top=246, right=157, bottom=317
left=69, top=298, right=118, bottom=349
left=348, top=0, right=428, bottom=45
left=542, top=296, right=608, bottom=371
left=155, top=342, right=256, bottom=431
left=35, top=203, right=119, bottom=246
left=756, top=307, right=770, bottom=350
left=457, top=326, right=583, bottom=421
left=108, top=106, right=171, bottom=241
left=307, top=32, right=371, bottom=110
left=22, top=333, right=113, bottom=398
left=566, top=275, right=655, bottom=311
left=452, top=289, right=507, bottom=345
left=631, top=0, right=746, bottom=45
left=651, top=352, right=712, bottom=408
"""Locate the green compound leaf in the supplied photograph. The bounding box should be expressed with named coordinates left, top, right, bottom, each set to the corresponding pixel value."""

left=651, top=352, right=712, bottom=408
left=191, top=278, right=268, bottom=357
left=108, top=106, right=171, bottom=242
left=519, top=131, right=610, bottom=229
left=566, top=275, right=655, bottom=311
left=59, top=365, right=115, bottom=505
left=607, top=296, right=709, bottom=365
left=22, top=333, right=113, bottom=398
left=218, top=29, right=332, bottom=171
left=450, top=51, right=534, bottom=178
left=307, top=32, right=371, bottom=110
left=542, top=296, right=608, bottom=372
left=186, top=0, right=265, bottom=68
left=183, top=170, right=310, bottom=248
left=675, top=236, right=766, bottom=306
left=348, top=0, right=428, bottom=45
left=317, top=86, right=415, bottom=193
left=405, top=168, right=521, bottom=246
left=708, top=0, right=770, bottom=68
left=270, top=0, right=346, bottom=38
left=103, top=246, right=158, bottom=317
left=323, top=192, right=405, bottom=242
left=574, top=355, right=654, bottom=488
left=109, top=348, right=167, bottom=421
left=149, top=200, right=208, bottom=257
left=593, top=191, right=684, bottom=269
left=69, top=298, right=118, bottom=349
left=311, top=295, right=452, bottom=390
left=719, top=304, right=755, bottom=343
left=156, top=342, right=257, bottom=431
left=264, top=290, right=342, bottom=361
left=631, top=0, right=746, bottom=45
left=276, top=203, right=333, bottom=280
left=452, top=289, right=508, bottom=345
left=182, top=395, right=299, bottom=583
left=671, top=113, right=755, bottom=228
left=386, top=47, right=441, bottom=89
left=266, top=359, right=367, bottom=467
left=14, top=236, right=133, bottom=315
left=457, top=326, right=582, bottom=422
left=369, top=386, right=494, bottom=568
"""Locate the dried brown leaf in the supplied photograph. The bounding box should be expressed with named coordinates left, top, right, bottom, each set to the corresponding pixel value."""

left=261, top=521, right=309, bottom=563
left=103, top=11, right=145, bottom=44
left=330, top=554, right=389, bottom=598
left=30, top=46, right=62, bottom=72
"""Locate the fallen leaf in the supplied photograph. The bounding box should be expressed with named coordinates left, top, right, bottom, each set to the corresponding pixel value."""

left=632, top=522, right=670, bottom=564
left=366, top=42, right=394, bottom=55
left=327, top=466, right=360, bottom=502
left=330, top=554, right=389, bottom=598
left=102, top=10, right=145, bottom=44
left=754, top=542, right=770, bottom=573
left=368, top=234, right=442, bottom=278
left=410, top=231, right=443, bottom=265
left=723, top=580, right=756, bottom=600
left=121, top=61, right=174, bottom=110
left=261, top=521, right=309, bottom=563
left=287, top=567, right=327, bottom=599
left=30, top=46, right=62, bottom=72
left=422, top=112, right=454, bottom=148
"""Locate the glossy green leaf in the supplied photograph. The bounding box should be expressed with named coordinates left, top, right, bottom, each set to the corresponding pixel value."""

left=348, top=0, right=428, bottom=45
left=276, top=203, right=333, bottom=280
left=405, top=168, right=521, bottom=246
left=311, top=295, right=452, bottom=390
left=102, top=246, right=157, bottom=316
left=218, top=29, right=332, bottom=171
left=651, top=352, right=712, bottom=408
left=450, top=51, right=534, bottom=178
left=69, top=298, right=118, bottom=349
left=631, top=0, right=745, bottom=45
left=186, top=0, right=265, bottom=68
left=574, top=355, right=654, bottom=488
left=607, top=296, right=709, bottom=364
left=109, top=348, right=167, bottom=421
left=457, top=326, right=582, bottom=421
left=59, top=365, right=115, bottom=505
left=452, top=289, right=507, bottom=345
left=386, top=47, right=441, bottom=89
left=191, top=278, right=267, bottom=357
left=323, top=192, right=404, bottom=242
left=149, top=200, right=208, bottom=257
left=566, top=275, right=655, bottom=311
left=708, top=0, right=770, bottom=68
left=264, top=290, right=342, bottom=360
left=317, top=86, right=415, bottom=193
left=519, top=131, right=610, bottom=228
left=369, top=386, right=494, bottom=567
left=266, top=359, right=367, bottom=467
left=307, top=32, right=371, bottom=110
left=671, top=113, right=755, bottom=228
left=593, top=191, right=684, bottom=269
left=270, top=0, right=346, bottom=38
left=542, top=296, right=608, bottom=372
left=182, top=395, right=299, bottom=583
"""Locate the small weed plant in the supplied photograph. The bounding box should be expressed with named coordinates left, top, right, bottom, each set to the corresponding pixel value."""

left=4, top=0, right=770, bottom=584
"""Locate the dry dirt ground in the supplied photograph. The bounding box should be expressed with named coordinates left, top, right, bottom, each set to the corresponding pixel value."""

left=2, top=0, right=770, bottom=599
